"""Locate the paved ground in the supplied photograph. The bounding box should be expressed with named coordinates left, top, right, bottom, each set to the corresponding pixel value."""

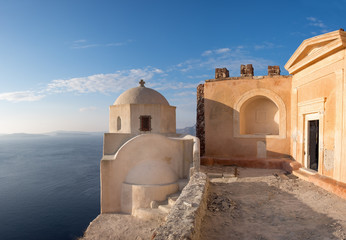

left=200, top=166, right=346, bottom=240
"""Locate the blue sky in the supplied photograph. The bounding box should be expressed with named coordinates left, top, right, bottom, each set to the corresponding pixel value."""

left=0, top=0, right=345, bottom=133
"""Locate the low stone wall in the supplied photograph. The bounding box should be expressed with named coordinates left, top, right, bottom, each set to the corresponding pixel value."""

left=152, top=172, right=209, bottom=240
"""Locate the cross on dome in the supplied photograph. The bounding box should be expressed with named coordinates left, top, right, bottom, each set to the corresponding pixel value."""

left=139, top=79, right=145, bottom=87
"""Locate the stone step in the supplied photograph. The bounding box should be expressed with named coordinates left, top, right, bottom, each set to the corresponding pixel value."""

left=168, top=194, right=179, bottom=206
left=133, top=208, right=167, bottom=221
left=158, top=204, right=171, bottom=214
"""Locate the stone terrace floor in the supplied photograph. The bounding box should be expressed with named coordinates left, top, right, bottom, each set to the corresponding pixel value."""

left=200, top=166, right=346, bottom=240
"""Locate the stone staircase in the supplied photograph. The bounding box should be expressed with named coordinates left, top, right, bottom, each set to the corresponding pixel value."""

left=133, top=179, right=188, bottom=221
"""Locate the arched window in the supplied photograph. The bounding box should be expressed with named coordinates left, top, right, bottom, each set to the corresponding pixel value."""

left=117, top=116, right=121, bottom=131
left=240, top=96, right=279, bottom=135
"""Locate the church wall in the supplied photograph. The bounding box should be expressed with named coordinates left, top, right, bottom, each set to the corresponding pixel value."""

left=109, top=104, right=131, bottom=133
left=291, top=48, right=346, bottom=182
left=103, top=133, right=136, bottom=155
left=160, top=105, right=176, bottom=133
left=203, top=75, right=291, bottom=160
left=100, top=134, right=193, bottom=213
left=129, top=104, right=175, bottom=134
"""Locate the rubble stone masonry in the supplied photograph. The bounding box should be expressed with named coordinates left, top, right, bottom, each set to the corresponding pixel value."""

left=196, top=84, right=205, bottom=156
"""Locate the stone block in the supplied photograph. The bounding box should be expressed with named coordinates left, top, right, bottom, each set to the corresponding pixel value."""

left=215, top=68, right=229, bottom=79
left=268, top=65, right=280, bottom=76
left=240, top=64, right=254, bottom=77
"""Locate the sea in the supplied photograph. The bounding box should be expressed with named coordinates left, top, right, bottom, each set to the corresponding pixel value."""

left=0, top=132, right=103, bottom=240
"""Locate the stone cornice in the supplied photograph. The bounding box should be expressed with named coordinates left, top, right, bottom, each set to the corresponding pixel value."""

left=285, top=30, right=346, bottom=74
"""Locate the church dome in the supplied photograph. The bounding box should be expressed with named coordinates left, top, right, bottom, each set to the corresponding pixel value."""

left=114, top=80, right=169, bottom=106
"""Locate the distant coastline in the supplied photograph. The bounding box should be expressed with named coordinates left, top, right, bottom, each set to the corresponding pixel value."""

left=0, top=126, right=196, bottom=137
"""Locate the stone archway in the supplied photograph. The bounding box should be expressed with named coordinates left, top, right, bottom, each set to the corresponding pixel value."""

left=233, top=88, right=286, bottom=138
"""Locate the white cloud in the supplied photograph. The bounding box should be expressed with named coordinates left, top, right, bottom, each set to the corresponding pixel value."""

left=72, top=44, right=99, bottom=49
left=202, top=48, right=230, bottom=56
left=254, top=42, right=283, bottom=50
left=202, top=50, right=212, bottom=56
left=152, top=81, right=199, bottom=91
left=175, top=46, right=273, bottom=74
left=306, top=17, right=327, bottom=32
left=215, top=48, right=231, bottom=54
left=46, top=67, right=162, bottom=94
left=175, top=91, right=196, bottom=97
left=79, top=106, right=97, bottom=112
left=0, top=91, right=45, bottom=102
left=72, top=39, right=133, bottom=49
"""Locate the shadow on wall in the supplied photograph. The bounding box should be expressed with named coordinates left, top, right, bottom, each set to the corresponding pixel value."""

left=204, top=98, right=289, bottom=159
left=200, top=181, right=344, bottom=240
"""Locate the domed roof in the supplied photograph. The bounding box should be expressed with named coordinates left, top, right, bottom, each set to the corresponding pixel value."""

left=114, top=80, right=169, bottom=106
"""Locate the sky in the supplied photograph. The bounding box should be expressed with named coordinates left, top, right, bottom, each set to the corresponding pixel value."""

left=0, top=0, right=345, bottom=133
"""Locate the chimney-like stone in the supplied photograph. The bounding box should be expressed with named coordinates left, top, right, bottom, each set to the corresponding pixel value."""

left=268, top=65, right=280, bottom=76
left=215, top=68, right=229, bottom=79
left=240, top=64, right=254, bottom=77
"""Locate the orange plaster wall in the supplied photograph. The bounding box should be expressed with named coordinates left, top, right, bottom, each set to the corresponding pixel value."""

left=291, top=48, right=346, bottom=182
left=204, top=75, right=292, bottom=159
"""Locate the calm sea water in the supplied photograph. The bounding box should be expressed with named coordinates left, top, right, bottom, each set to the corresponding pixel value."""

left=0, top=133, right=102, bottom=240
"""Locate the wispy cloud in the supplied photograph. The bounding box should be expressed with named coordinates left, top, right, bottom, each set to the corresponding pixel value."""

left=176, top=46, right=273, bottom=75
left=215, top=48, right=231, bottom=54
left=202, top=48, right=231, bottom=56
left=175, top=91, right=196, bottom=97
left=0, top=43, right=275, bottom=104
left=79, top=106, right=97, bottom=112
left=0, top=67, right=166, bottom=103
left=0, top=91, right=45, bottom=103
left=306, top=17, right=328, bottom=33
left=72, top=39, right=133, bottom=49
left=254, top=41, right=283, bottom=50
left=47, top=68, right=163, bottom=94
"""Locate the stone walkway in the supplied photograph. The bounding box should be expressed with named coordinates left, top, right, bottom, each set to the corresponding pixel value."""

left=200, top=166, right=346, bottom=240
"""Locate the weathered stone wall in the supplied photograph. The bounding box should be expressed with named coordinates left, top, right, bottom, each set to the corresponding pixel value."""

left=152, top=172, right=209, bottom=240
left=196, top=84, right=205, bottom=156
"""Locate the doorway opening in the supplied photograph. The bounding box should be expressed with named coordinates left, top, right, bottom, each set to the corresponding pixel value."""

left=308, top=120, right=319, bottom=171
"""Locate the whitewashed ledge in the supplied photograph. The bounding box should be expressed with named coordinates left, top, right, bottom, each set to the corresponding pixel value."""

left=152, top=172, right=209, bottom=240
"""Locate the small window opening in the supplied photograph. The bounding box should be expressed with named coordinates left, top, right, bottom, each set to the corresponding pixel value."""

left=140, top=115, right=151, bottom=131
left=117, top=116, right=121, bottom=131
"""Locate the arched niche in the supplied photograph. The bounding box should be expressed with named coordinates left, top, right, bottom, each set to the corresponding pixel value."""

left=234, top=88, right=286, bottom=138
left=240, top=96, right=279, bottom=135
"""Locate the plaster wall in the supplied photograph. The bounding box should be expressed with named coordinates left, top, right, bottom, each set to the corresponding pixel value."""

left=203, top=75, right=291, bottom=159
left=130, top=104, right=176, bottom=134
left=109, top=104, right=175, bottom=134
left=160, top=105, right=177, bottom=133
left=290, top=48, right=346, bottom=182
left=240, top=96, right=279, bottom=135
left=101, top=134, right=193, bottom=213
left=109, top=104, right=131, bottom=133
left=103, top=133, right=136, bottom=155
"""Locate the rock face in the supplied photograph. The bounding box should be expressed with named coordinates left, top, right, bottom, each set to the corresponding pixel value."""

left=196, top=84, right=205, bottom=156
left=240, top=64, right=254, bottom=77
